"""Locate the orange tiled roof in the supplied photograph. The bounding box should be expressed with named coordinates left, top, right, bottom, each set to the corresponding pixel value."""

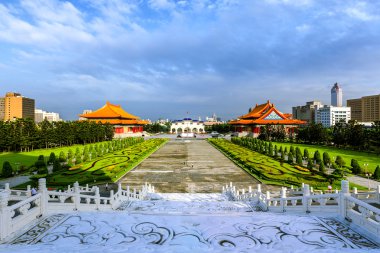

left=86, top=119, right=149, bottom=125
left=229, top=101, right=306, bottom=125
left=240, top=100, right=273, bottom=119
left=80, top=101, right=140, bottom=120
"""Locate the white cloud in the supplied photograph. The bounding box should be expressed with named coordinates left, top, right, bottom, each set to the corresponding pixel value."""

left=148, top=0, right=175, bottom=10
left=296, top=24, right=311, bottom=33
left=344, top=3, right=379, bottom=21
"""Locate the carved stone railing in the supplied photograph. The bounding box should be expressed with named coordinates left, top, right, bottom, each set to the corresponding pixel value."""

left=351, top=185, right=380, bottom=204
left=0, top=178, right=155, bottom=241
left=0, top=191, right=43, bottom=241
left=345, top=195, right=380, bottom=238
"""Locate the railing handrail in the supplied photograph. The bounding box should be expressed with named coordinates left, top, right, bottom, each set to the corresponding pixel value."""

left=7, top=193, right=41, bottom=211
left=345, top=195, right=380, bottom=214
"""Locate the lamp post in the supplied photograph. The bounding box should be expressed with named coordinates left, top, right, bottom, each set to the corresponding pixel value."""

left=365, top=173, right=372, bottom=191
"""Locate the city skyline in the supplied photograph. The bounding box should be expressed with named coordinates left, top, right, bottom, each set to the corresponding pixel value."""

left=1, top=0, right=380, bottom=120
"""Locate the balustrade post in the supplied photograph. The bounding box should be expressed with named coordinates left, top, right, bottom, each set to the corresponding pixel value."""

left=27, top=185, right=31, bottom=197
left=303, top=184, right=310, bottom=213
left=376, top=185, right=380, bottom=203
left=339, top=180, right=350, bottom=219
left=265, top=191, right=271, bottom=211
left=352, top=187, right=358, bottom=196
left=281, top=187, right=287, bottom=212
left=152, top=186, right=155, bottom=193
left=133, top=188, right=137, bottom=199
left=126, top=186, right=130, bottom=200
left=95, top=187, right=100, bottom=209
left=248, top=186, right=252, bottom=193
left=4, top=183, right=10, bottom=194
left=38, top=178, right=48, bottom=215
left=86, top=184, right=89, bottom=191
left=73, top=181, right=80, bottom=211
left=0, top=192, right=10, bottom=240
left=257, top=184, right=261, bottom=193
left=118, top=183, right=122, bottom=193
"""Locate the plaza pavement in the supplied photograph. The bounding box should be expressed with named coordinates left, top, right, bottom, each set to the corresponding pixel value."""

left=119, top=139, right=278, bottom=193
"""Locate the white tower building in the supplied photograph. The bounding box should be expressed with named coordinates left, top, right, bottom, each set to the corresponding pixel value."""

left=331, top=83, right=343, bottom=107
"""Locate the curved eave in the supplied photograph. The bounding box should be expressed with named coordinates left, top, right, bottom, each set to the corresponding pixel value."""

left=85, top=119, right=149, bottom=125
left=228, top=119, right=306, bottom=125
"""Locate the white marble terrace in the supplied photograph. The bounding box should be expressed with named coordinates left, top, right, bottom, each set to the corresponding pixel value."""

left=0, top=179, right=379, bottom=253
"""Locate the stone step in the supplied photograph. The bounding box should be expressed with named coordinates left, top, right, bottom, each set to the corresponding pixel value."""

left=118, top=200, right=257, bottom=214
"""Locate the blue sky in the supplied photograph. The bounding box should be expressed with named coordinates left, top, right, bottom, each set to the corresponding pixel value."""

left=1, top=0, right=380, bottom=121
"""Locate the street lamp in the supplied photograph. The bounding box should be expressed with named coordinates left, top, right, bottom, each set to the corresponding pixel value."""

left=365, top=173, right=372, bottom=191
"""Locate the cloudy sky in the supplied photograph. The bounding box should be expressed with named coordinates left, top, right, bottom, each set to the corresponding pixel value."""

left=1, top=0, right=380, bottom=121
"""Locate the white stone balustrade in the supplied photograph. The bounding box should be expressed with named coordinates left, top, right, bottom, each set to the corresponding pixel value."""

left=224, top=180, right=380, bottom=240
left=0, top=179, right=155, bottom=241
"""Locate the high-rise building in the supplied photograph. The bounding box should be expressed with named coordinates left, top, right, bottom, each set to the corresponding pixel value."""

left=2, top=92, right=35, bottom=121
left=292, top=101, right=323, bottom=123
left=0, top=97, right=5, bottom=121
left=35, top=109, right=61, bottom=123
left=315, top=105, right=351, bottom=127
left=331, top=83, right=343, bottom=107
left=347, top=94, right=380, bottom=122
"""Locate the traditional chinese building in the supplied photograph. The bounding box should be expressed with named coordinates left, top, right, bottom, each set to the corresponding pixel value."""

left=79, top=101, right=148, bottom=138
left=171, top=118, right=205, bottom=134
left=229, top=100, right=306, bottom=137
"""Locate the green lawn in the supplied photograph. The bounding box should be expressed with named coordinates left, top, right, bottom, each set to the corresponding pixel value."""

left=209, top=138, right=365, bottom=190
left=0, top=141, right=111, bottom=169
left=271, top=142, right=380, bottom=173
left=44, top=138, right=168, bottom=187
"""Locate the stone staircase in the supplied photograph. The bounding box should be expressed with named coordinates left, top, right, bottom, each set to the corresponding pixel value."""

left=118, top=193, right=257, bottom=214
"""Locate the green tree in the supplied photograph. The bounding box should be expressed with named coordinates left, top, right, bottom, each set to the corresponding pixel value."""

left=83, top=150, right=89, bottom=162
left=35, top=155, right=46, bottom=169
left=287, top=152, right=294, bottom=164
left=75, top=154, right=82, bottom=164
left=307, top=159, right=313, bottom=170
left=2, top=161, right=13, bottom=177
left=67, top=149, right=73, bottom=163
left=335, top=156, right=345, bottom=168
left=313, top=150, right=321, bottom=164
left=274, top=145, right=278, bottom=159
left=59, top=151, right=67, bottom=162
left=373, top=165, right=380, bottom=179
left=350, top=159, right=361, bottom=175
left=290, top=146, right=295, bottom=155
left=323, top=152, right=331, bottom=166
left=296, top=153, right=303, bottom=166
left=319, top=161, right=326, bottom=173
left=303, top=149, right=309, bottom=160
left=268, top=143, right=273, bottom=156
left=48, top=152, right=56, bottom=164
left=53, top=159, right=62, bottom=172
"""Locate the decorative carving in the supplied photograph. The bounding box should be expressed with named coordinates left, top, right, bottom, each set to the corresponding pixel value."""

left=320, top=217, right=378, bottom=249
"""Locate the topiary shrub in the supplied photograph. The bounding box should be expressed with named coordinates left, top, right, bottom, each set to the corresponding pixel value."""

left=2, top=161, right=13, bottom=177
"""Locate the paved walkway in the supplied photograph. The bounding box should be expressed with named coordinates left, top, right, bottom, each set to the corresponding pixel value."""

left=119, top=139, right=276, bottom=193
left=0, top=176, right=30, bottom=188
left=347, top=175, right=379, bottom=190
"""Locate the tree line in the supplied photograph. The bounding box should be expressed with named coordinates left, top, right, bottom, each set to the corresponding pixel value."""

left=297, top=121, right=380, bottom=152
left=0, top=119, right=115, bottom=152
left=231, top=137, right=380, bottom=180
